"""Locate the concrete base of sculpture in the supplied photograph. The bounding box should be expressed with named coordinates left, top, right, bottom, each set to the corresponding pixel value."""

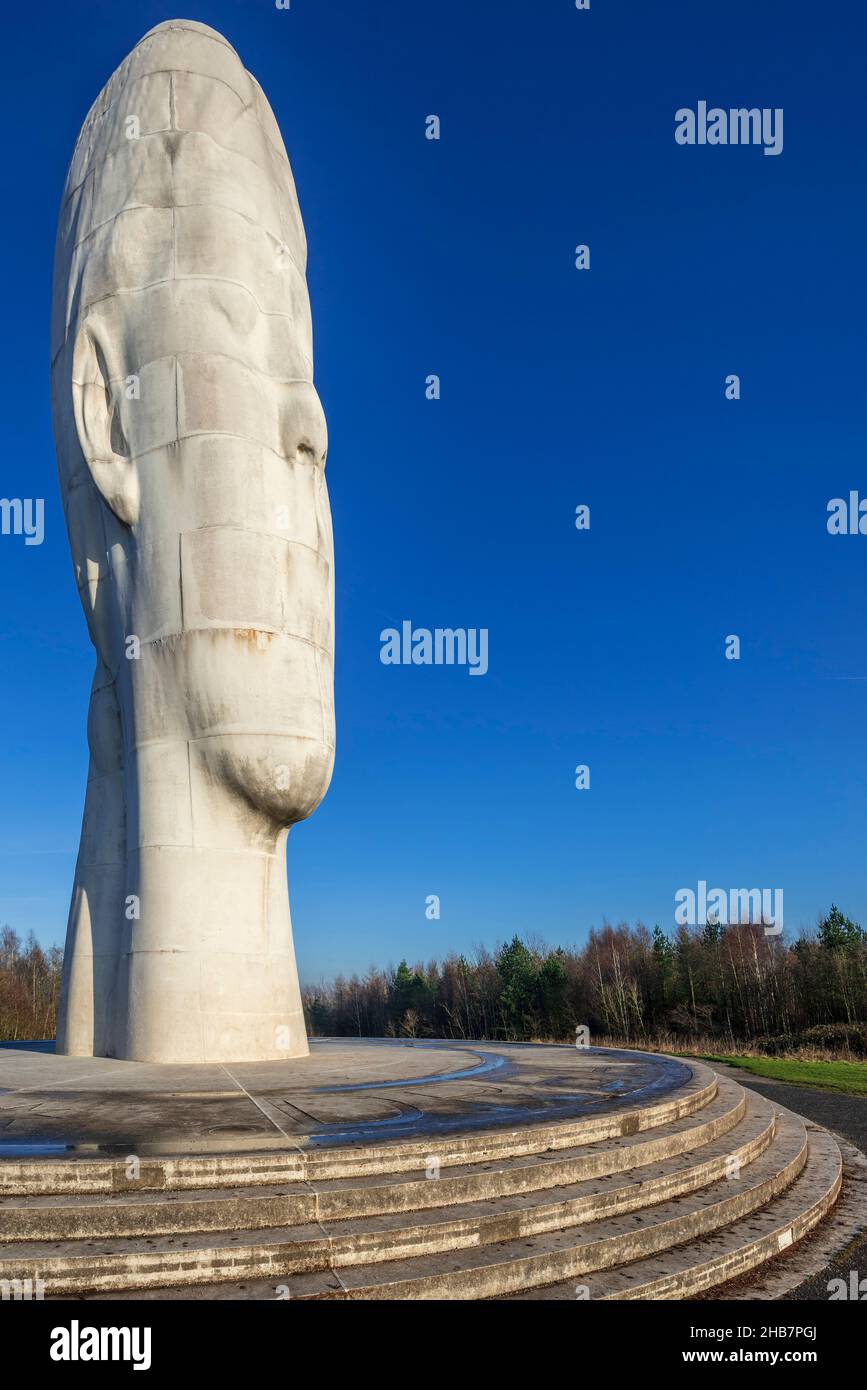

left=0, top=1040, right=859, bottom=1300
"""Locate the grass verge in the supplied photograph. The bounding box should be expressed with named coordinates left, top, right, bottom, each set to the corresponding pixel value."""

left=697, top=1054, right=867, bottom=1095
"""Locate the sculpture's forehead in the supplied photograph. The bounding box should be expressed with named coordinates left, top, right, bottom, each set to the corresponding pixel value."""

left=66, top=19, right=290, bottom=198
left=52, top=22, right=307, bottom=365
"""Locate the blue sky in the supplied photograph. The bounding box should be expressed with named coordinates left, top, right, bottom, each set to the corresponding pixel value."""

left=0, top=0, right=865, bottom=982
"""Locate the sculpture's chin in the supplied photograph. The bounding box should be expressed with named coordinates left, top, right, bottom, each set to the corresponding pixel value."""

left=214, top=736, right=336, bottom=831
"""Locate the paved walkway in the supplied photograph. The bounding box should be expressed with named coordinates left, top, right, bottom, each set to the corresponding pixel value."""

left=711, top=1062, right=867, bottom=1300
left=710, top=1062, right=867, bottom=1155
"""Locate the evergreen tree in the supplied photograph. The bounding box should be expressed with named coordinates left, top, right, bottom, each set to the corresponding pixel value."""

left=818, top=905, right=863, bottom=951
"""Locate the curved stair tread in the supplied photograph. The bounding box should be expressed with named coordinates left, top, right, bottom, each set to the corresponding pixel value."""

left=0, top=1077, right=748, bottom=1241
left=0, top=1098, right=805, bottom=1295
left=0, top=1092, right=773, bottom=1265
left=0, top=1062, right=719, bottom=1196
left=502, top=1123, right=843, bottom=1301
left=289, top=1107, right=808, bottom=1299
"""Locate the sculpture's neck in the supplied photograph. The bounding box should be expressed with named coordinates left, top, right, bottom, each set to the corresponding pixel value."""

left=109, top=769, right=306, bottom=1062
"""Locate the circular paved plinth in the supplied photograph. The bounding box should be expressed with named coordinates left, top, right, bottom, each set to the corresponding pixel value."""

left=0, top=1037, right=691, bottom=1156
left=0, top=1041, right=850, bottom=1302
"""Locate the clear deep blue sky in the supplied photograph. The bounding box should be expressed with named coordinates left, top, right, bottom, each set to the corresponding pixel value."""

left=0, top=0, right=865, bottom=982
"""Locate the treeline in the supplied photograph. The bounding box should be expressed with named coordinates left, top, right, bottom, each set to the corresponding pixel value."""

left=2, top=909, right=865, bottom=1055
left=302, top=907, right=867, bottom=1055
left=0, top=927, right=63, bottom=1041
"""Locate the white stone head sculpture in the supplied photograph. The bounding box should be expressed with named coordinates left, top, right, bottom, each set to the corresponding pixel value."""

left=52, top=21, right=334, bottom=1062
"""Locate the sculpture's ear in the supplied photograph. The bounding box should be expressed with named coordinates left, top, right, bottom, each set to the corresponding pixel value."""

left=72, top=325, right=140, bottom=526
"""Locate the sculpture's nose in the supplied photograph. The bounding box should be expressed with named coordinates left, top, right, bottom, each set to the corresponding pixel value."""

left=284, top=382, right=329, bottom=470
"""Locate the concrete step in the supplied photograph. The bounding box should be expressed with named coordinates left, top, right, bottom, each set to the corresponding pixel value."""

left=0, top=1061, right=718, bottom=1196
left=0, top=1092, right=800, bottom=1295
left=0, top=1074, right=746, bottom=1242
left=289, top=1105, right=810, bottom=1300
left=0, top=1091, right=770, bottom=1260
left=78, top=1122, right=845, bottom=1305
left=503, top=1120, right=843, bottom=1300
